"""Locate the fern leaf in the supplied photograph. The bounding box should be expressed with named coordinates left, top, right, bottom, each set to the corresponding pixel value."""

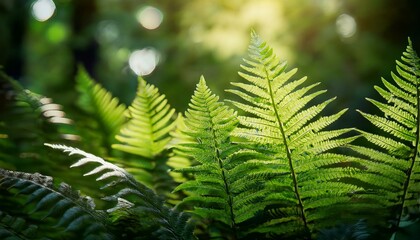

left=173, top=77, right=274, bottom=239
left=75, top=66, right=126, bottom=154
left=111, top=77, right=177, bottom=195
left=45, top=144, right=194, bottom=240
left=350, top=38, right=420, bottom=232
left=0, top=211, right=41, bottom=240
left=0, top=169, right=112, bottom=239
left=227, top=32, right=359, bottom=238
left=113, top=77, right=176, bottom=158
left=0, top=72, right=87, bottom=191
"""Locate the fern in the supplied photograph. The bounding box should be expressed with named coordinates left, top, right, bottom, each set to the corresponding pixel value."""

left=350, top=39, right=420, bottom=237
left=0, top=211, right=42, bottom=240
left=112, top=77, right=177, bottom=195
left=173, top=77, right=273, bottom=239
left=227, top=32, right=360, bottom=238
left=0, top=71, right=81, bottom=177
left=46, top=143, right=195, bottom=240
left=75, top=67, right=126, bottom=155
left=0, top=169, right=112, bottom=239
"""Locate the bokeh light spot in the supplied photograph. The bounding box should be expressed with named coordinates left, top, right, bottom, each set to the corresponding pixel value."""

left=31, top=0, right=56, bottom=22
left=96, top=21, right=119, bottom=44
left=136, top=6, right=163, bottom=30
left=129, top=48, right=160, bottom=76
left=336, top=14, right=357, bottom=38
left=47, top=22, right=68, bottom=43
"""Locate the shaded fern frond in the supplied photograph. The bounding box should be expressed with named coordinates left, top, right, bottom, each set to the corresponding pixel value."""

left=0, top=211, right=41, bottom=240
left=174, top=77, right=272, bottom=239
left=75, top=67, right=126, bottom=155
left=112, top=77, right=177, bottom=195
left=227, top=31, right=359, bottom=238
left=46, top=144, right=194, bottom=240
left=0, top=72, right=80, bottom=177
left=0, top=169, right=112, bottom=239
left=350, top=39, right=420, bottom=231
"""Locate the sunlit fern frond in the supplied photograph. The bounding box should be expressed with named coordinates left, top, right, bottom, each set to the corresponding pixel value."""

left=226, top=31, right=360, bottom=238
left=0, top=169, right=112, bottom=239
left=174, top=77, right=273, bottom=239
left=167, top=115, right=195, bottom=184
left=349, top=39, right=420, bottom=234
left=46, top=144, right=195, bottom=240
left=75, top=66, right=126, bottom=155
left=112, top=77, right=177, bottom=195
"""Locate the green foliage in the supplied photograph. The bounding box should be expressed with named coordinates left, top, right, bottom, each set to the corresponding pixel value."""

left=75, top=67, right=126, bottom=156
left=173, top=77, right=272, bottom=239
left=349, top=38, right=420, bottom=238
left=227, top=31, right=360, bottom=238
left=1, top=33, right=420, bottom=239
left=0, top=169, right=111, bottom=239
left=45, top=144, right=194, bottom=240
left=112, top=77, right=177, bottom=195
left=0, top=211, right=42, bottom=240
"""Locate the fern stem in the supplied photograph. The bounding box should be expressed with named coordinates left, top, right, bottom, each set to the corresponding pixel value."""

left=396, top=51, right=420, bottom=229
left=264, top=68, right=310, bottom=235
left=213, top=130, right=238, bottom=239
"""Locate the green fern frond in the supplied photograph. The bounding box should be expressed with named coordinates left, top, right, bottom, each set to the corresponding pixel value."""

left=113, top=77, right=176, bottom=158
left=46, top=144, right=195, bottom=240
left=350, top=38, right=420, bottom=231
left=75, top=66, right=126, bottom=154
left=227, top=32, right=359, bottom=238
left=167, top=115, right=195, bottom=184
left=0, top=211, right=41, bottom=240
left=112, top=77, right=177, bottom=194
left=174, top=77, right=273, bottom=239
left=0, top=169, right=112, bottom=239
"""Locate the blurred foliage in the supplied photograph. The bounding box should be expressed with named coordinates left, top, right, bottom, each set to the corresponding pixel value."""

left=0, top=0, right=419, bottom=128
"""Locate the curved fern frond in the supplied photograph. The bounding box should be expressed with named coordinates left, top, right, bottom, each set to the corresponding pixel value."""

left=350, top=39, right=420, bottom=232
left=46, top=144, right=194, bottom=240
left=174, top=77, right=273, bottom=239
left=75, top=67, right=126, bottom=155
left=0, top=169, right=112, bottom=239
left=227, top=32, right=359, bottom=238
left=112, top=77, right=177, bottom=194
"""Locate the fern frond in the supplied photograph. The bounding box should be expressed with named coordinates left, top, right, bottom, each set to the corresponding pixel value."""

left=75, top=67, right=126, bottom=154
left=111, top=77, right=177, bottom=194
left=113, top=77, right=176, bottom=158
left=350, top=38, right=420, bottom=232
left=173, top=77, right=274, bottom=239
left=0, top=169, right=112, bottom=239
left=45, top=144, right=194, bottom=240
left=227, top=32, right=359, bottom=238
left=0, top=211, right=41, bottom=240
left=0, top=72, right=82, bottom=181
